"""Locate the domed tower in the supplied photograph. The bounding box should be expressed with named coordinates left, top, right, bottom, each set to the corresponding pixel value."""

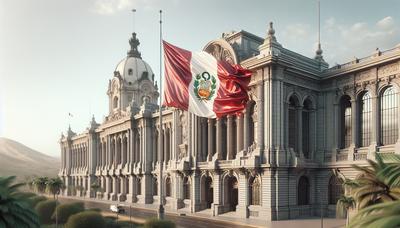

left=107, top=33, right=158, bottom=114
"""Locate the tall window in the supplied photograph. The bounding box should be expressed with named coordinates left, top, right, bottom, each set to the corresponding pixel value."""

left=289, top=96, right=299, bottom=151
left=380, top=87, right=398, bottom=145
left=328, top=176, right=343, bottom=204
left=298, top=176, right=310, bottom=205
left=340, top=96, right=352, bottom=148
left=165, top=177, right=171, bottom=197
left=360, top=92, right=372, bottom=147
left=137, top=178, right=142, bottom=195
left=249, top=177, right=261, bottom=205
left=153, top=177, right=158, bottom=195
left=249, top=102, right=255, bottom=145
left=183, top=177, right=191, bottom=200
left=302, top=99, right=312, bottom=158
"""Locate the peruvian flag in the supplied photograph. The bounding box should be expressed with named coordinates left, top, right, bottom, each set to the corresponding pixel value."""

left=163, top=41, right=251, bottom=118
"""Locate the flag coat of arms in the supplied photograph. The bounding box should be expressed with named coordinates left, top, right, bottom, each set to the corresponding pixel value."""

left=163, top=41, right=252, bottom=118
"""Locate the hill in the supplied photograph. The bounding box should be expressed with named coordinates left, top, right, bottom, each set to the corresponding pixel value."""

left=0, top=137, right=60, bottom=181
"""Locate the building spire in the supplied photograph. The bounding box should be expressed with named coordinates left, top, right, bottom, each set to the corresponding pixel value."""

left=314, top=0, right=324, bottom=61
left=127, top=9, right=141, bottom=58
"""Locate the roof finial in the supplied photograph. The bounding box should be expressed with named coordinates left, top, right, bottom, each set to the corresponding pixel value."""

left=127, top=9, right=141, bottom=58
left=267, top=22, right=276, bottom=41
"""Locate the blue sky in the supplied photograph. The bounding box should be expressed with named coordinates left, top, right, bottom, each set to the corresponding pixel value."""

left=0, top=0, right=399, bottom=157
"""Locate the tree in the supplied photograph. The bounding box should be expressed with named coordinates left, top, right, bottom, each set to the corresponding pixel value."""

left=350, top=154, right=400, bottom=209
left=349, top=200, right=400, bottom=228
left=32, top=177, right=48, bottom=194
left=0, top=176, right=40, bottom=228
left=91, top=181, right=101, bottom=198
left=336, top=195, right=356, bottom=226
left=46, top=177, right=64, bottom=199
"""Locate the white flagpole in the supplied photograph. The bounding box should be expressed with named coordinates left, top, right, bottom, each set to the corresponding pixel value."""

left=157, top=9, right=165, bottom=220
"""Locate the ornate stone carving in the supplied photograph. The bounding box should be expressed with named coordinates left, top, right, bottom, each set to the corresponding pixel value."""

left=378, top=62, right=399, bottom=77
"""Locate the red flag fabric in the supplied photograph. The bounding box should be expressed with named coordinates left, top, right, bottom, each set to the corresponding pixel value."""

left=163, top=41, right=251, bottom=118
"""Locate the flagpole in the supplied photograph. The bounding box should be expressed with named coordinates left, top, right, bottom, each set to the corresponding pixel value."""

left=157, top=9, right=165, bottom=220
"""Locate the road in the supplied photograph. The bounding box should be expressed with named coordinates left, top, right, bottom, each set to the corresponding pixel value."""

left=58, top=197, right=258, bottom=228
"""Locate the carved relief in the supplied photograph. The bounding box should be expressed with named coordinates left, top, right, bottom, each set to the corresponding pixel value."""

left=378, top=62, right=399, bottom=77
left=204, top=41, right=237, bottom=64
left=355, top=69, right=374, bottom=82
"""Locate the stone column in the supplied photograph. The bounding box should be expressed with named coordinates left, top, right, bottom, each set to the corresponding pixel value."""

left=227, top=115, right=234, bottom=160
left=257, top=83, right=265, bottom=157
left=237, top=113, right=244, bottom=154
left=216, top=118, right=223, bottom=159
left=297, top=106, right=303, bottom=157
left=236, top=172, right=249, bottom=218
left=349, top=99, right=357, bottom=160
left=212, top=172, right=223, bottom=216
left=126, top=175, right=136, bottom=203
left=110, top=176, right=118, bottom=201
left=207, top=119, right=215, bottom=161
left=118, top=176, right=127, bottom=202
left=192, top=172, right=201, bottom=212
left=244, top=109, right=249, bottom=150
left=201, top=119, right=207, bottom=161
left=369, top=95, right=378, bottom=158
left=121, top=135, right=126, bottom=165
left=103, top=176, right=111, bottom=200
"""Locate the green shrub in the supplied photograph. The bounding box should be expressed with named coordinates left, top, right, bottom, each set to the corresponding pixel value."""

left=86, top=207, right=101, bottom=212
left=144, top=218, right=175, bottom=228
left=65, top=211, right=106, bottom=228
left=35, top=199, right=57, bottom=224
left=52, top=202, right=84, bottom=224
left=29, top=195, right=47, bottom=208
left=117, top=220, right=140, bottom=228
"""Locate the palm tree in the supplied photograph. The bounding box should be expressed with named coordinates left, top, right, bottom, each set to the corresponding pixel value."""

left=46, top=177, right=64, bottom=200
left=32, top=177, right=48, bottom=194
left=348, top=200, right=400, bottom=228
left=0, top=176, right=40, bottom=228
left=336, top=195, right=356, bottom=226
left=350, top=154, right=400, bottom=209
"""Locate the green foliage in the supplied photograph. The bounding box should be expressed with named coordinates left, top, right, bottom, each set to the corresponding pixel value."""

left=65, top=211, right=106, bottom=228
left=347, top=154, right=400, bottom=209
left=86, top=208, right=101, bottom=212
left=28, top=195, right=47, bottom=208
left=0, top=176, right=40, bottom=228
left=52, top=202, right=84, bottom=224
left=349, top=200, right=400, bottom=228
left=144, top=218, right=175, bottom=228
left=35, top=199, right=57, bottom=224
left=46, top=177, right=64, bottom=199
left=32, top=177, right=48, bottom=194
left=336, top=195, right=355, bottom=219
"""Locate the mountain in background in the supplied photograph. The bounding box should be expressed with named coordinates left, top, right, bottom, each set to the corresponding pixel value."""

left=0, top=137, right=60, bottom=181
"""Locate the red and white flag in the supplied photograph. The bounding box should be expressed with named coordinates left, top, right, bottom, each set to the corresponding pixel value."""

left=163, top=41, right=251, bottom=118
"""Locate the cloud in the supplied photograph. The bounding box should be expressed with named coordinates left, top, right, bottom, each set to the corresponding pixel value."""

left=280, top=16, right=399, bottom=65
left=91, top=0, right=136, bottom=15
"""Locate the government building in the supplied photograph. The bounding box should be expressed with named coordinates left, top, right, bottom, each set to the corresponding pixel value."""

left=58, top=22, right=400, bottom=220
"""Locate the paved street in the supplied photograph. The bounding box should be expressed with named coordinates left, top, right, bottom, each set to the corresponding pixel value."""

left=58, top=197, right=258, bottom=228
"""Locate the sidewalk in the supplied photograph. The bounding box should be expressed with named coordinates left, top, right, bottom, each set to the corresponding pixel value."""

left=59, top=195, right=345, bottom=228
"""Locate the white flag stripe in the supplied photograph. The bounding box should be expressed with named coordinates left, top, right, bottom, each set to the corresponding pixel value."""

left=188, top=52, right=220, bottom=118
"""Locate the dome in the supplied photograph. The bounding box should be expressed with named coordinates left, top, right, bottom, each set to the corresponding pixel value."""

left=114, top=32, right=154, bottom=85
left=114, top=57, right=154, bottom=85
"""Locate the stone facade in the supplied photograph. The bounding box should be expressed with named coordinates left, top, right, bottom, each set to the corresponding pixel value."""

left=59, top=24, right=400, bottom=221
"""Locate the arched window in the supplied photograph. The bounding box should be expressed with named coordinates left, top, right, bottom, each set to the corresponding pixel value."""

left=249, top=177, right=261, bottom=205
left=340, top=96, right=352, bottom=148
left=328, top=176, right=343, bottom=204
left=153, top=177, right=158, bottom=195
left=302, top=99, right=313, bottom=158
left=165, top=177, right=171, bottom=197
left=298, top=176, right=310, bottom=205
left=113, top=96, right=119, bottom=109
left=137, top=178, right=142, bottom=195
left=288, top=96, right=299, bottom=151
left=359, top=92, right=372, bottom=147
left=183, top=177, right=191, bottom=200
left=380, top=87, right=398, bottom=145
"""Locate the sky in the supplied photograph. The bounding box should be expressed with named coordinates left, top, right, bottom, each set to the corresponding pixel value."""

left=0, top=0, right=399, bottom=157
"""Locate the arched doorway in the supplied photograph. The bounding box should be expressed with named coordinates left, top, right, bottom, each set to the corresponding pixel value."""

left=226, top=176, right=238, bottom=211
left=204, top=176, right=213, bottom=208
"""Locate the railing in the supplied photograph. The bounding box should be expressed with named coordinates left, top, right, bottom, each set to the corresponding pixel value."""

left=354, top=152, right=368, bottom=161
left=336, top=153, right=348, bottom=161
